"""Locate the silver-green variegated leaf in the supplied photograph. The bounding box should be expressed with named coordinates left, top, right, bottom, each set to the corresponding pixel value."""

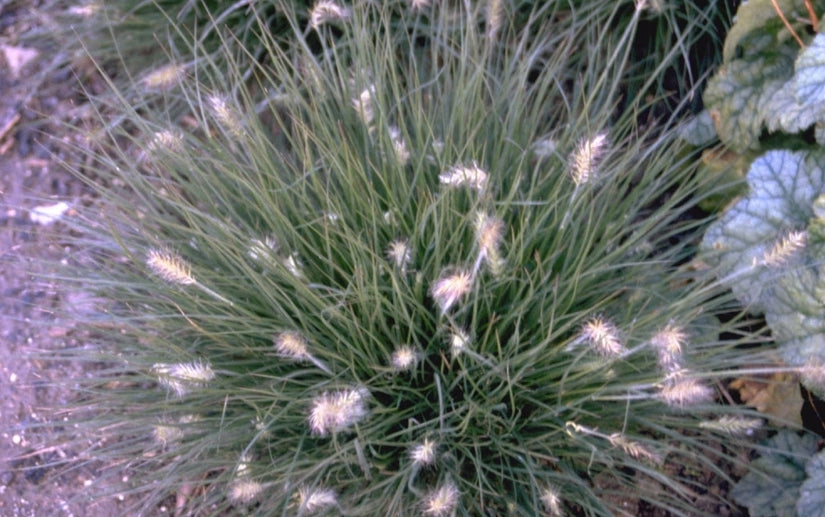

left=731, top=430, right=818, bottom=517
left=722, top=0, right=806, bottom=63
left=766, top=34, right=825, bottom=134
left=701, top=149, right=825, bottom=373
left=797, top=449, right=825, bottom=517
left=704, top=31, right=797, bottom=152
left=793, top=34, right=825, bottom=108
left=677, top=109, right=716, bottom=147
left=765, top=85, right=822, bottom=134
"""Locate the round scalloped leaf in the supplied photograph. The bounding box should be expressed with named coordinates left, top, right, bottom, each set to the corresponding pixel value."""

left=701, top=149, right=825, bottom=312
left=793, top=34, right=825, bottom=111
left=705, top=32, right=797, bottom=152
left=764, top=246, right=825, bottom=343
left=778, top=335, right=825, bottom=379
left=765, top=85, right=822, bottom=134
left=731, top=430, right=818, bottom=517
left=722, top=0, right=806, bottom=63
left=766, top=34, right=825, bottom=134
left=797, top=450, right=825, bottom=517
left=677, top=110, right=717, bottom=147
left=702, top=149, right=825, bottom=383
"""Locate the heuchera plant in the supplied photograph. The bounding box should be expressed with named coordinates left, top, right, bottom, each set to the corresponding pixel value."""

left=697, top=2, right=825, bottom=514
left=699, top=3, right=825, bottom=397
left=702, top=149, right=825, bottom=380
left=702, top=0, right=824, bottom=153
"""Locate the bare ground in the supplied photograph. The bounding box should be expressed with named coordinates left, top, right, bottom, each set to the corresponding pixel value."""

left=0, top=4, right=129, bottom=515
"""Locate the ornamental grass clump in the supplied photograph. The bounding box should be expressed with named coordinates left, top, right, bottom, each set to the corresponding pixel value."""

left=58, top=1, right=776, bottom=515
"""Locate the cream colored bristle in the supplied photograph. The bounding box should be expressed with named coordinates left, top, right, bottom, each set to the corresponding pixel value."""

left=309, top=1, right=350, bottom=29
left=152, top=360, right=215, bottom=397
left=308, top=387, right=369, bottom=436
left=410, top=438, right=437, bottom=466
left=650, top=323, right=687, bottom=372
left=391, top=344, right=419, bottom=371
left=422, top=482, right=459, bottom=516
left=297, top=486, right=338, bottom=512
left=274, top=331, right=310, bottom=359
left=431, top=269, right=473, bottom=314
left=487, top=0, right=504, bottom=40
left=208, top=94, right=245, bottom=138
left=147, top=249, right=196, bottom=285
left=761, top=229, right=807, bottom=267
left=608, top=433, right=661, bottom=464
left=141, top=63, right=185, bottom=91
left=386, top=239, right=412, bottom=273
left=698, top=416, right=762, bottom=435
left=659, top=372, right=713, bottom=407
left=540, top=486, right=563, bottom=517
left=229, top=479, right=263, bottom=504
left=439, top=163, right=489, bottom=193
left=569, top=132, right=609, bottom=186
left=579, top=317, right=625, bottom=357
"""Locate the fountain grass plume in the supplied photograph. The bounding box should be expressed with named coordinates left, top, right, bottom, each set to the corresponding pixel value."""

left=52, top=1, right=778, bottom=515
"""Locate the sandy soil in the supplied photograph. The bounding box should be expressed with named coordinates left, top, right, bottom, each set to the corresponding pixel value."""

left=0, top=4, right=128, bottom=515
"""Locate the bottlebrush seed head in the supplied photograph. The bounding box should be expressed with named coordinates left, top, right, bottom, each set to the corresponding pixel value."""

left=146, top=129, right=184, bottom=155
left=152, top=360, right=215, bottom=397
left=650, top=323, right=687, bottom=372
left=68, top=3, right=102, bottom=17
left=308, top=387, right=369, bottom=436
left=431, top=269, right=473, bottom=314
left=569, top=132, right=609, bottom=186
left=474, top=212, right=504, bottom=259
left=540, top=486, right=563, bottom=517
left=761, top=229, right=807, bottom=267
left=147, top=249, right=196, bottom=285
left=486, top=0, right=504, bottom=40
left=296, top=486, right=338, bottom=512
left=408, top=0, right=432, bottom=11
left=207, top=94, right=245, bottom=137
left=386, top=239, right=412, bottom=273
left=388, top=126, right=410, bottom=166
left=698, top=415, right=763, bottom=436
left=309, top=1, right=350, bottom=29
left=274, top=331, right=310, bottom=360
left=152, top=423, right=183, bottom=446
left=229, top=479, right=263, bottom=504
left=422, top=482, right=459, bottom=516
left=391, top=344, right=419, bottom=371
left=659, top=371, right=714, bottom=407
left=284, top=254, right=304, bottom=278
left=579, top=317, right=625, bottom=357
left=439, top=163, right=489, bottom=193
left=608, top=433, right=661, bottom=464
left=352, top=85, right=376, bottom=127
left=449, top=328, right=471, bottom=358
left=410, top=438, right=437, bottom=466
left=141, top=63, right=185, bottom=91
